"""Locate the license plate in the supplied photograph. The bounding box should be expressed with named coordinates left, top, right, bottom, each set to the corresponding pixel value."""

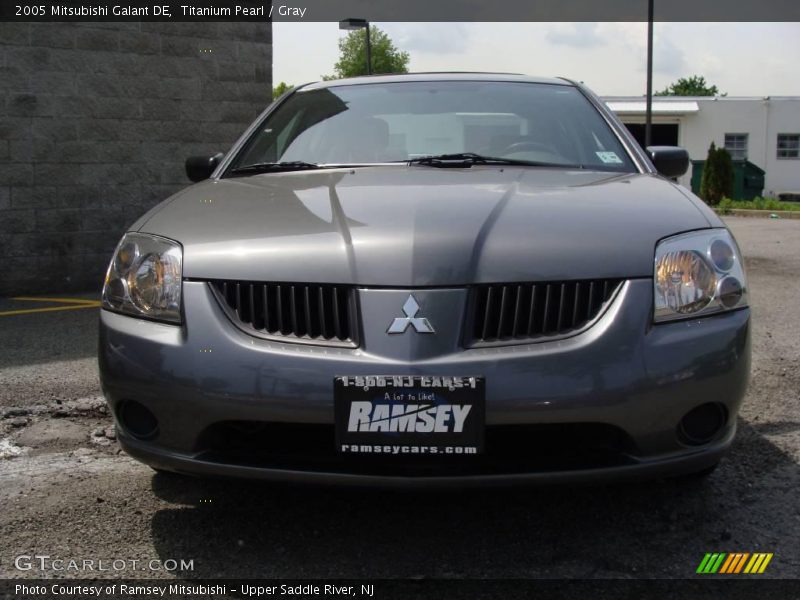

left=334, top=376, right=485, bottom=456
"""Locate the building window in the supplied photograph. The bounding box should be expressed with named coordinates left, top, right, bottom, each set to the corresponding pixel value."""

left=777, top=134, right=800, bottom=159
left=724, top=133, right=748, bottom=160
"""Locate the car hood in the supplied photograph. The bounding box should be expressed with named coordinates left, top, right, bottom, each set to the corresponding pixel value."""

left=137, top=167, right=713, bottom=285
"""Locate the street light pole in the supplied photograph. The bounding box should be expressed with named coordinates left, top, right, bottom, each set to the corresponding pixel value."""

left=339, top=18, right=372, bottom=76
left=645, top=0, right=654, bottom=148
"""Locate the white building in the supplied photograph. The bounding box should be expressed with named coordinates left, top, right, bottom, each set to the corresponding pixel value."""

left=604, top=96, right=800, bottom=198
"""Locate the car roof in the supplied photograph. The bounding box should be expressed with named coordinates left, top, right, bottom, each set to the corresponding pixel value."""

left=300, top=72, right=573, bottom=91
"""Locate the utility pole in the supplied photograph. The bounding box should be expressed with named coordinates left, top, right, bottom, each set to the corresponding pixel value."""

left=339, top=18, right=372, bottom=75
left=365, top=24, right=372, bottom=75
left=645, top=0, right=654, bottom=147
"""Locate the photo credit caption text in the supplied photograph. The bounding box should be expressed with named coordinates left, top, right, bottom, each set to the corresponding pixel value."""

left=14, top=583, right=376, bottom=598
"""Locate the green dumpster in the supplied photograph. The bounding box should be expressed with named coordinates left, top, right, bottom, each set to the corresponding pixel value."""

left=690, top=160, right=766, bottom=201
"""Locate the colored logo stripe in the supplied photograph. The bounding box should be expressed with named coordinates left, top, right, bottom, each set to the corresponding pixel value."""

left=697, top=552, right=773, bottom=574
left=719, top=553, right=749, bottom=573
left=744, top=553, right=773, bottom=574
left=697, top=553, right=726, bottom=573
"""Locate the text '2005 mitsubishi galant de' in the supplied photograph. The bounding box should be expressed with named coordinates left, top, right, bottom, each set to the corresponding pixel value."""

left=99, top=74, right=750, bottom=486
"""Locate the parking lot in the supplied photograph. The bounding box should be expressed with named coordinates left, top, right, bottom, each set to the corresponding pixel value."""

left=0, top=216, right=798, bottom=580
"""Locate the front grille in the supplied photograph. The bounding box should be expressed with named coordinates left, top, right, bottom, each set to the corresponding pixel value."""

left=210, top=280, right=357, bottom=346
left=467, top=279, right=623, bottom=346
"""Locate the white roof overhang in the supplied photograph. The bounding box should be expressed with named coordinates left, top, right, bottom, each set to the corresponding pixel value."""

left=605, top=101, right=700, bottom=115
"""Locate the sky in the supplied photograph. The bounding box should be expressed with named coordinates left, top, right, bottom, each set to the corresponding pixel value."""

left=273, top=22, right=800, bottom=96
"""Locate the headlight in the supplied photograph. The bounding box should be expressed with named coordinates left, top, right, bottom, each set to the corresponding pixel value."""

left=102, top=233, right=183, bottom=324
left=654, top=229, right=747, bottom=322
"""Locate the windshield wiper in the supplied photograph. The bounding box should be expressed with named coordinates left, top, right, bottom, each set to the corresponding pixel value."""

left=228, top=161, right=323, bottom=175
left=406, top=153, right=583, bottom=169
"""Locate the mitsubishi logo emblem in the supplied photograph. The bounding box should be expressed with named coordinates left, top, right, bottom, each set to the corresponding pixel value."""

left=387, top=295, right=435, bottom=334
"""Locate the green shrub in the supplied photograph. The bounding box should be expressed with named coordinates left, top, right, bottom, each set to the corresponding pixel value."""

left=716, top=197, right=800, bottom=212
left=699, top=142, right=734, bottom=206
left=716, top=148, right=734, bottom=200
left=699, top=142, right=716, bottom=204
left=717, top=198, right=733, bottom=214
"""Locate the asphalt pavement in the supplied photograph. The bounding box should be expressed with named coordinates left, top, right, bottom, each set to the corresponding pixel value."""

left=0, top=216, right=798, bottom=581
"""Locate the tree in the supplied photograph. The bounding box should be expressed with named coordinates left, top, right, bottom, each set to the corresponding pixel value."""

left=699, top=142, right=734, bottom=205
left=272, top=81, right=292, bottom=100
left=656, top=75, right=724, bottom=97
left=325, top=26, right=409, bottom=79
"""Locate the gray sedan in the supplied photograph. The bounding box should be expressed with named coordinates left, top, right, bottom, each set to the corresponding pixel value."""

left=99, top=73, right=750, bottom=486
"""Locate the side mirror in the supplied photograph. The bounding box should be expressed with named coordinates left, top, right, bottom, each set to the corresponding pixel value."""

left=185, top=152, right=224, bottom=182
left=646, top=146, right=689, bottom=178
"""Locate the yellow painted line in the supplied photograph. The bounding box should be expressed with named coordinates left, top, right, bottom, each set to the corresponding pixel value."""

left=0, top=302, right=101, bottom=317
left=11, top=296, right=99, bottom=305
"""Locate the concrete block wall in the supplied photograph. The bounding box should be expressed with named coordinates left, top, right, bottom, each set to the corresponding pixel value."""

left=0, top=22, right=272, bottom=295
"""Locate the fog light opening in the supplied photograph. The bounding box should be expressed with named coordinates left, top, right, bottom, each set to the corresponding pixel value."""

left=678, top=403, right=727, bottom=446
left=118, top=401, right=159, bottom=440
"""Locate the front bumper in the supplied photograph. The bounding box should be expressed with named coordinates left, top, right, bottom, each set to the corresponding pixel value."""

left=99, top=280, right=750, bottom=486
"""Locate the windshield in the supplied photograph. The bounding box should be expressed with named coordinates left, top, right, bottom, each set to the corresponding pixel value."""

left=227, top=81, right=637, bottom=173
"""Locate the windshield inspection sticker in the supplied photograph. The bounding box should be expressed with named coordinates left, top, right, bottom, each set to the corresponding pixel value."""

left=596, top=151, right=624, bottom=164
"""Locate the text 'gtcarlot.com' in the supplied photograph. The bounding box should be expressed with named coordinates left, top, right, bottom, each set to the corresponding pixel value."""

left=14, top=554, right=194, bottom=572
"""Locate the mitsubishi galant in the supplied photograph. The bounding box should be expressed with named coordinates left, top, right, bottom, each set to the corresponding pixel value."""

left=99, top=74, right=750, bottom=485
